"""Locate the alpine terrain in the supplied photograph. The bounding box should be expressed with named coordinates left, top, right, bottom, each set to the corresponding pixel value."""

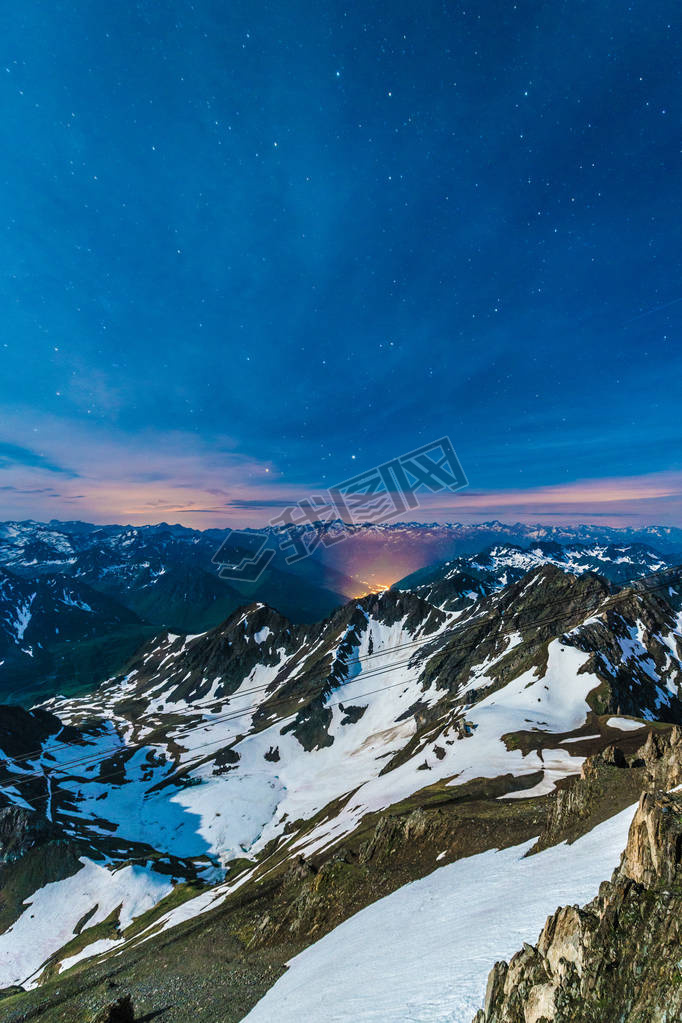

left=1, top=519, right=680, bottom=705
left=0, top=527, right=681, bottom=1021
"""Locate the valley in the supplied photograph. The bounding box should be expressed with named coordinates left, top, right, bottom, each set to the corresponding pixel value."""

left=0, top=522, right=681, bottom=1020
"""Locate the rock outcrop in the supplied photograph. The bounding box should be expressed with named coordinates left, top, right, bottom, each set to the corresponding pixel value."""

left=639, top=724, right=682, bottom=790
left=90, top=995, right=135, bottom=1023
left=473, top=742, right=682, bottom=1023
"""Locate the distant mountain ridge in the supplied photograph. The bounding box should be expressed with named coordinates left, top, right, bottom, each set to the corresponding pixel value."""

left=3, top=518, right=682, bottom=566
left=0, top=520, right=353, bottom=702
left=394, top=539, right=679, bottom=611
left=1, top=518, right=680, bottom=704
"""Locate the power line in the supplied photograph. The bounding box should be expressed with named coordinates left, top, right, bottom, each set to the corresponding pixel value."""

left=17, top=559, right=680, bottom=769
left=8, top=556, right=634, bottom=768
left=3, top=568, right=679, bottom=803
left=0, top=649, right=523, bottom=813
left=4, top=568, right=678, bottom=786
left=17, top=616, right=464, bottom=765
left=1, top=576, right=604, bottom=777
left=3, top=650, right=437, bottom=786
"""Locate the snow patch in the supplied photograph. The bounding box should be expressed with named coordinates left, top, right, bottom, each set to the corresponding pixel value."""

left=244, top=805, right=637, bottom=1023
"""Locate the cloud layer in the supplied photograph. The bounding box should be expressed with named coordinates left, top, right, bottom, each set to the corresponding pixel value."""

left=2, top=410, right=680, bottom=529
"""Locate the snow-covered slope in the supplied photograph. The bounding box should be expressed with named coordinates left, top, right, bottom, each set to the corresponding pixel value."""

left=0, top=859, right=173, bottom=989
left=0, top=567, right=141, bottom=675
left=395, top=540, right=678, bottom=612
left=1, top=561, right=681, bottom=991
left=243, top=804, right=637, bottom=1023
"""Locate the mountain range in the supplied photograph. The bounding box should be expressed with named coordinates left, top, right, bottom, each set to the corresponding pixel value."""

left=0, top=524, right=681, bottom=1021
left=1, top=518, right=681, bottom=705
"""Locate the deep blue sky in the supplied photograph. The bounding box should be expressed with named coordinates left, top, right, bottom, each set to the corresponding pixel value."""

left=1, top=1, right=681, bottom=526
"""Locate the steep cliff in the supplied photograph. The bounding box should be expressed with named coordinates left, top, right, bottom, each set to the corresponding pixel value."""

left=474, top=729, right=682, bottom=1023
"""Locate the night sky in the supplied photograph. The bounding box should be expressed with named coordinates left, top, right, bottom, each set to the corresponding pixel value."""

left=1, top=2, right=681, bottom=527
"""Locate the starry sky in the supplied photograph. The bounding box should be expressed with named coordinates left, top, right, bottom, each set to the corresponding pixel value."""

left=1, top=1, right=681, bottom=527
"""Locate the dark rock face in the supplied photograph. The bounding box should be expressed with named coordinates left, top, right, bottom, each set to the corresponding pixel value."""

left=97, top=561, right=682, bottom=772
left=91, top=994, right=135, bottom=1023
left=125, top=602, right=300, bottom=706
left=415, top=565, right=682, bottom=769
left=421, top=566, right=613, bottom=698
left=0, top=804, right=57, bottom=864
left=473, top=733, right=682, bottom=1023
left=639, top=724, right=682, bottom=790
left=531, top=742, right=645, bottom=854
left=118, top=588, right=448, bottom=754
left=0, top=706, right=84, bottom=933
left=571, top=587, right=682, bottom=720
left=0, top=704, right=62, bottom=761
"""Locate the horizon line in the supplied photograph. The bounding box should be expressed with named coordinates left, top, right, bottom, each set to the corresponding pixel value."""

left=1, top=516, right=681, bottom=533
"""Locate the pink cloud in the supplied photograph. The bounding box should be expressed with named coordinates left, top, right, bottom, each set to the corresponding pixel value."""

left=1, top=408, right=681, bottom=529
left=415, top=472, right=682, bottom=527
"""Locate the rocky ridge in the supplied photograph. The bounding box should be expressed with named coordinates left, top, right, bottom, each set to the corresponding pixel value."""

left=1, top=559, right=681, bottom=1015
left=474, top=727, right=682, bottom=1023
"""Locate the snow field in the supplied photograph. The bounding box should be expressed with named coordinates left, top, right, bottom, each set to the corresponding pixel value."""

left=244, top=804, right=637, bottom=1023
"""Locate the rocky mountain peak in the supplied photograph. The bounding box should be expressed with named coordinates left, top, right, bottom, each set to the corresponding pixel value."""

left=474, top=729, right=682, bottom=1023
left=619, top=789, right=682, bottom=888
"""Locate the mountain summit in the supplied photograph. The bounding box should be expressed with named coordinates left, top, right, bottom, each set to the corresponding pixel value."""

left=0, top=550, right=681, bottom=1019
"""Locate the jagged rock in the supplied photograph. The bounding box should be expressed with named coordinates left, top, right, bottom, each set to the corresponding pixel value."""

left=640, top=724, right=682, bottom=789
left=473, top=775, right=682, bottom=1023
left=620, top=790, right=682, bottom=887
left=0, top=804, right=57, bottom=863
left=599, top=742, right=628, bottom=767
left=91, top=994, right=135, bottom=1022
left=532, top=742, right=645, bottom=853
left=339, top=704, right=367, bottom=725
left=454, top=717, right=473, bottom=739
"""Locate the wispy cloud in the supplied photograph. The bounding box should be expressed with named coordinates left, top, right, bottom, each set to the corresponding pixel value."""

left=416, top=472, right=682, bottom=527
left=1, top=409, right=680, bottom=529
left=0, top=442, right=78, bottom=477
left=0, top=410, right=302, bottom=527
left=452, top=473, right=682, bottom=507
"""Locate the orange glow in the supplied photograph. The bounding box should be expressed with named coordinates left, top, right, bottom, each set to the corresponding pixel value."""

left=1, top=406, right=681, bottom=530
left=346, top=579, right=394, bottom=599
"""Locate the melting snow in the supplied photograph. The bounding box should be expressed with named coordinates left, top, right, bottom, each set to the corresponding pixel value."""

left=0, top=859, right=172, bottom=989
left=606, top=716, right=646, bottom=731
left=244, top=804, right=637, bottom=1023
